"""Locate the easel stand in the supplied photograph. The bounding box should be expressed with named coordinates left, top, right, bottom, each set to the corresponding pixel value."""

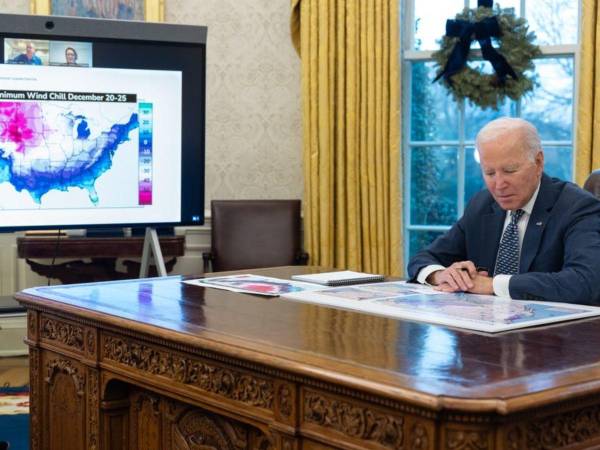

left=139, top=227, right=167, bottom=278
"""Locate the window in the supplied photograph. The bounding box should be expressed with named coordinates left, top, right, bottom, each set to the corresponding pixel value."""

left=402, top=0, right=579, bottom=264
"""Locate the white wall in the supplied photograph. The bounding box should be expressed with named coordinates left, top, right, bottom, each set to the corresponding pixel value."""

left=0, top=0, right=302, bottom=293
left=0, top=0, right=28, bottom=13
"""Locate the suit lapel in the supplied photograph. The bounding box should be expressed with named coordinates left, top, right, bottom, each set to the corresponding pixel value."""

left=520, top=174, right=557, bottom=273
left=481, top=202, right=505, bottom=271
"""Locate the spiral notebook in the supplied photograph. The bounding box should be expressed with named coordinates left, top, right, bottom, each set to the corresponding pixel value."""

left=291, top=270, right=384, bottom=286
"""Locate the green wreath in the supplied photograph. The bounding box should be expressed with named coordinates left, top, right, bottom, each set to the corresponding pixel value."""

left=432, top=5, right=541, bottom=110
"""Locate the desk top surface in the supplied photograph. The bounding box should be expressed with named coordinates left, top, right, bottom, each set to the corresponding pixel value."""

left=15, top=266, right=600, bottom=414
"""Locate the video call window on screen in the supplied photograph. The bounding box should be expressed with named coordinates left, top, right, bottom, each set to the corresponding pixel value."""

left=3, top=38, right=93, bottom=67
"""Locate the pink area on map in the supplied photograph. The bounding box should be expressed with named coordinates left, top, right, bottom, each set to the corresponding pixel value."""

left=0, top=102, right=45, bottom=153
left=139, top=190, right=152, bottom=205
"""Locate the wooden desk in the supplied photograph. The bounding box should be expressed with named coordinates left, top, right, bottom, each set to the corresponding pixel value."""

left=17, top=236, right=185, bottom=283
left=15, top=266, right=600, bottom=450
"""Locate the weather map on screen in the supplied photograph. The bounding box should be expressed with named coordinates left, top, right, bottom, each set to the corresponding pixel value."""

left=0, top=63, right=182, bottom=228
left=0, top=98, right=138, bottom=205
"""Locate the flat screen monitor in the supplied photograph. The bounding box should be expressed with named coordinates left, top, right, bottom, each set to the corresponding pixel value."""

left=0, top=13, right=206, bottom=231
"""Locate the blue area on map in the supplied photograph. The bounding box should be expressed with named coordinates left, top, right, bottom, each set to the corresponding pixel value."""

left=0, top=151, right=9, bottom=183
left=76, top=119, right=91, bottom=139
left=0, top=112, right=139, bottom=204
left=502, top=303, right=580, bottom=323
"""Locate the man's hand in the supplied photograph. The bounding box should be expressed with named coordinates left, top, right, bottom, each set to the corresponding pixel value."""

left=467, top=271, right=494, bottom=294
left=426, top=261, right=477, bottom=291
left=434, top=269, right=494, bottom=295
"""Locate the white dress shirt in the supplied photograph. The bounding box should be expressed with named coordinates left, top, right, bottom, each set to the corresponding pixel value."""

left=416, top=183, right=541, bottom=298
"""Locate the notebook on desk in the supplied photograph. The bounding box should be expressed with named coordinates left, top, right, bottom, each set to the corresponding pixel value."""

left=291, top=270, right=384, bottom=286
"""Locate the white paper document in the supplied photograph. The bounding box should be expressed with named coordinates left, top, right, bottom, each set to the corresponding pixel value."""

left=281, top=281, right=600, bottom=332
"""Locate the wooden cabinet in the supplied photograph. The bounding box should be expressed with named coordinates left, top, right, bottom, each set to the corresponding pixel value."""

left=17, top=236, right=184, bottom=283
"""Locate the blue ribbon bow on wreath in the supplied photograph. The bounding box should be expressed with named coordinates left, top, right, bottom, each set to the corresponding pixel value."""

left=434, top=0, right=518, bottom=85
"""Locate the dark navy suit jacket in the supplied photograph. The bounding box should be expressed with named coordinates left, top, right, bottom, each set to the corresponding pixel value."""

left=407, top=174, right=600, bottom=305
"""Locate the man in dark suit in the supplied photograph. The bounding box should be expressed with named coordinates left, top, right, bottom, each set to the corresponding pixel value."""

left=408, top=117, right=600, bottom=305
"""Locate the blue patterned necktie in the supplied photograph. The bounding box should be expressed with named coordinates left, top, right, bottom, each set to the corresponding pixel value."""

left=494, top=209, right=525, bottom=276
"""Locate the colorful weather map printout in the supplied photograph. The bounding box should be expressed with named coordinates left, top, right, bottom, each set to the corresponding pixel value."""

left=281, top=281, right=600, bottom=332
left=183, top=274, right=326, bottom=297
left=0, top=63, right=182, bottom=229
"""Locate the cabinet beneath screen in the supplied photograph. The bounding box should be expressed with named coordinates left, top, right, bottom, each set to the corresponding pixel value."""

left=16, top=236, right=184, bottom=283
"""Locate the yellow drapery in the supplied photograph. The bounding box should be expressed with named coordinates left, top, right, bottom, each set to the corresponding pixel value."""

left=577, top=0, right=600, bottom=185
left=290, top=0, right=402, bottom=275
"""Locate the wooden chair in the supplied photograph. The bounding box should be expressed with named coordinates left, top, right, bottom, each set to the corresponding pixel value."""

left=203, top=200, right=309, bottom=273
left=583, top=169, right=600, bottom=199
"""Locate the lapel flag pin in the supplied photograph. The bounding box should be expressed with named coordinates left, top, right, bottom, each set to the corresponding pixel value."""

left=536, top=222, right=543, bottom=226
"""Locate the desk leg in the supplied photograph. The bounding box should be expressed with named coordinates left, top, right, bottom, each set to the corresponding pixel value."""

left=87, top=368, right=100, bottom=450
left=29, top=347, right=41, bottom=450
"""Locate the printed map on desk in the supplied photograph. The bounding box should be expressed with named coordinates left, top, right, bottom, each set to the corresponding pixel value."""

left=184, top=274, right=325, bottom=296
left=281, top=281, right=600, bottom=332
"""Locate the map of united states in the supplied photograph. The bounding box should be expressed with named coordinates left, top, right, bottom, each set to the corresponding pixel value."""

left=0, top=101, right=138, bottom=205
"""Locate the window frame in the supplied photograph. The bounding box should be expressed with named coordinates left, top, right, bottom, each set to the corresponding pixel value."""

left=401, top=0, right=581, bottom=267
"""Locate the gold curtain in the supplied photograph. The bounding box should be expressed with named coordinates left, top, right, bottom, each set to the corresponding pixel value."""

left=576, top=0, right=600, bottom=185
left=290, top=0, right=402, bottom=275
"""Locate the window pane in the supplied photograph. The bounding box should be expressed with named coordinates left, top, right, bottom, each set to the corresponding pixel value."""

left=543, top=146, right=573, bottom=181
left=468, top=0, right=520, bottom=11
left=465, top=147, right=485, bottom=205
left=409, top=230, right=446, bottom=261
left=410, top=62, right=459, bottom=141
left=527, top=0, right=578, bottom=45
left=464, top=98, right=517, bottom=141
left=521, top=57, right=573, bottom=140
left=414, top=0, right=465, bottom=51
left=410, top=146, right=458, bottom=225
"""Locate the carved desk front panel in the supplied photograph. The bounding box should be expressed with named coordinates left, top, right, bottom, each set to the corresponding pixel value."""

left=17, top=267, right=600, bottom=450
